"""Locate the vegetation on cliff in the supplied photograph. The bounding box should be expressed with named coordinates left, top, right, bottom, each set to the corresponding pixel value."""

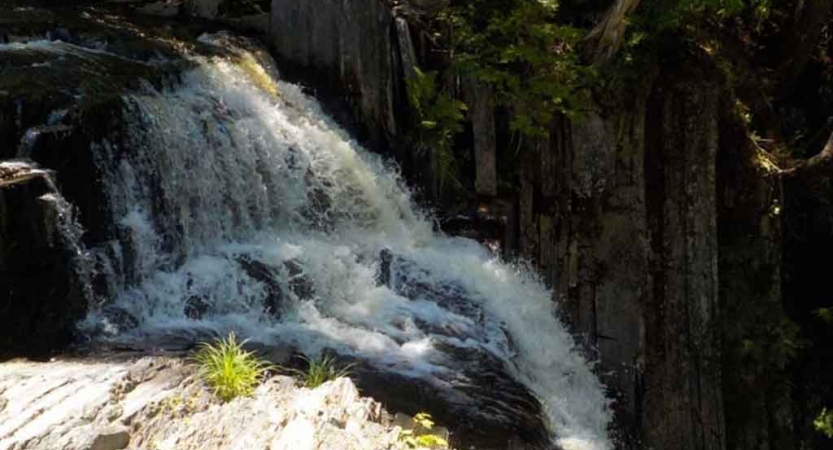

left=408, top=0, right=833, bottom=163
left=401, top=0, right=833, bottom=448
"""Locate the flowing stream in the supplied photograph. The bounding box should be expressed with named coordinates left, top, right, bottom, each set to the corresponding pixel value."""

left=7, top=34, right=613, bottom=450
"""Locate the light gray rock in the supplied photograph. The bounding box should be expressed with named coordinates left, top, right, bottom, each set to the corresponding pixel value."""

left=89, top=426, right=130, bottom=450
left=0, top=357, right=405, bottom=450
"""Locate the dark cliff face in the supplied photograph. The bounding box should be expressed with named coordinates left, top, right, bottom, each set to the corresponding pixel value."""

left=511, top=55, right=728, bottom=450
left=267, top=1, right=827, bottom=449
left=0, top=165, right=89, bottom=359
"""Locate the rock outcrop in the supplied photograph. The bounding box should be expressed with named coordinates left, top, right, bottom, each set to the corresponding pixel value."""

left=0, top=356, right=405, bottom=450
left=0, top=6, right=264, bottom=356
left=0, top=161, right=90, bottom=358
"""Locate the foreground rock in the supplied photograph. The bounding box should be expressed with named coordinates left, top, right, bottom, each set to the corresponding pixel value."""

left=0, top=356, right=404, bottom=450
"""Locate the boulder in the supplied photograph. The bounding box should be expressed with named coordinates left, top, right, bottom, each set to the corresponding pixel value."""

left=138, top=1, right=182, bottom=18
left=89, top=425, right=130, bottom=450
left=185, top=0, right=224, bottom=18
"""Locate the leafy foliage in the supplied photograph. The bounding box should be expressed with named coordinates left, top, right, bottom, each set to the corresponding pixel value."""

left=397, top=413, right=451, bottom=450
left=194, top=332, right=272, bottom=402
left=738, top=317, right=803, bottom=370
left=640, top=0, right=772, bottom=29
left=406, top=67, right=467, bottom=193
left=815, top=408, right=833, bottom=438
left=816, top=308, right=833, bottom=324
left=439, top=0, right=591, bottom=136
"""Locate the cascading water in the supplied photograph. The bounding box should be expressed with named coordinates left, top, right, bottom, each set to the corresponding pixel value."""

left=51, top=34, right=614, bottom=449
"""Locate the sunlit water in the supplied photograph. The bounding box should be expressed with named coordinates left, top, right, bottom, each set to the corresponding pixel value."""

left=3, top=35, right=612, bottom=449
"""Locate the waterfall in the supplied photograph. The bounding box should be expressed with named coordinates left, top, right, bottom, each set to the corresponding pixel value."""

left=60, top=34, right=614, bottom=449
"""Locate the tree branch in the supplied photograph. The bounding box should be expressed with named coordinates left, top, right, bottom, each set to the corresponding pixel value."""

left=584, top=0, right=641, bottom=64
left=783, top=130, right=833, bottom=178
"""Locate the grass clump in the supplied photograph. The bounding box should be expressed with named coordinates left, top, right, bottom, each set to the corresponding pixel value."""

left=290, top=354, right=353, bottom=388
left=194, top=332, right=271, bottom=402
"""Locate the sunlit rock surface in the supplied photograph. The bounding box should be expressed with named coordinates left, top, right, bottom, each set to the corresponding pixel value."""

left=0, top=356, right=401, bottom=450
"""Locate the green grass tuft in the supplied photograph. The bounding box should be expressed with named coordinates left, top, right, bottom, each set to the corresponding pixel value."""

left=291, top=354, right=354, bottom=388
left=194, top=332, right=272, bottom=402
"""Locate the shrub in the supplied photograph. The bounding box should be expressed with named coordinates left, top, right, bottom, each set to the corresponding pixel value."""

left=438, top=0, right=591, bottom=137
left=194, top=332, right=271, bottom=402
left=406, top=67, right=467, bottom=195
left=815, top=408, right=833, bottom=438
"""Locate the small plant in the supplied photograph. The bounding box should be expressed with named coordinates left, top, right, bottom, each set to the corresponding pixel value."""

left=194, top=332, right=271, bottom=402
left=292, top=354, right=354, bottom=388
left=816, top=308, right=833, bottom=324
left=406, top=67, right=467, bottom=195
left=398, top=412, right=451, bottom=450
left=815, top=408, right=833, bottom=438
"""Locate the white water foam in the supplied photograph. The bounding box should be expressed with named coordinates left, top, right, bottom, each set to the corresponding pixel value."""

left=69, top=35, right=614, bottom=449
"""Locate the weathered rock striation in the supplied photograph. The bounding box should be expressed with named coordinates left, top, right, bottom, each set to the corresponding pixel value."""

left=0, top=356, right=405, bottom=450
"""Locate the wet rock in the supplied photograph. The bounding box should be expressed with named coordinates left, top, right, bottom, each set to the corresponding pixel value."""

left=224, top=13, right=271, bottom=35
left=0, top=161, right=89, bottom=359
left=102, top=306, right=140, bottom=331
left=367, top=250, right=545, bottom=448
left=284, top=259, right=315, bottom=300
left=236, top=257, right=284, bottom=316
left=439, top=201, right=513, bottom=254
left=185, top=0, right=224, bottom=18
left=138, top=1, right=182, bottom=18
left=378, top=248, right=393, bottom=287
left=380, top=250, right=485, bottom=324
left=244, top=341, right=296, bottom=366
left=353, top=361, right=547, bottom=450
left=302, top=168, right=335, bottom=230
left=184, top=296, right=210, bottom=319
